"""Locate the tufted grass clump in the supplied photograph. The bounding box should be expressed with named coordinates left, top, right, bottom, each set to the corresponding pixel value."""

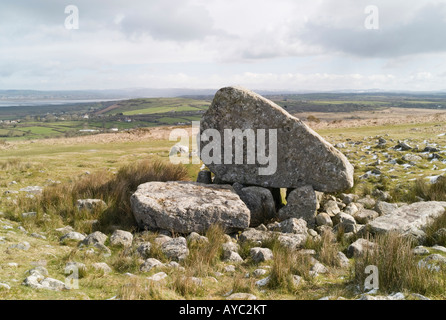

left=424, top=211, right=446, bottom=247
left=183, top=224, right=226, bottom=277
left=354, top=232, right=446, bottom=296
left=267, top=241, right=313, bottom=293
left=6, top=160, right=189, bottom=233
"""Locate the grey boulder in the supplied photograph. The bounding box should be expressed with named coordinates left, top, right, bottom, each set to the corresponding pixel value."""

left=368, top=202, right=446, bottom=237
left=199, top=86, right=354, bottom=192
left=131, top=181, right=250, bottom=234
left=110, top=230, right=133, bottom=248
left=278, top=186, right=317, bottom=227
left=161, top=237, right=189, bottom=261
left=235, top=186, right=276, bottom=227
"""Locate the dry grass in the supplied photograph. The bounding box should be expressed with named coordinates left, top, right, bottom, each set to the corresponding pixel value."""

left=424, top=211, right=446, bottom=247
left=110, top=249, right=143, bottom=274
left=170, top=272, right=205, bottom=298
left=354, top=232, right=446, bottom=296
left=391, top=177, right=446, bottom=204
left=231, top=273, right=257, bottom=294
left=183, top=225, right=226, bottom=277
left=317, top=230, right=342, bottom=268
left=117, top=277, right=164, bottom=300
left=267, top=240, right=313, bottom=293
left=7, top=160, right=189, bottom=233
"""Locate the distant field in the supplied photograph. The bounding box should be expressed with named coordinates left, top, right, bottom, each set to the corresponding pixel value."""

left=102, top=98, right=211, bottom=116
left=2, top=93, right=446, bottom=142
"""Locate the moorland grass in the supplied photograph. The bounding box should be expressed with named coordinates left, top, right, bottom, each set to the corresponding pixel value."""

left=7, top=159, right=189, bottom=233
left=354, top=232, right=446, bottom=296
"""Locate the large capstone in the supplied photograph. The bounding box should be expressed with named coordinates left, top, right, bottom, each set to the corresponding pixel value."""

left=130, top=181, right=250, bottom=234
left=199, top=86, right=354, bottom=193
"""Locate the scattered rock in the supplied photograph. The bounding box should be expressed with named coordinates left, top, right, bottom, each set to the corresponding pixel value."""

left=316, top=212, right=333, bottom=227
left=374, top=201, right=398, bottom=216
left=27, top=266, right=49, bottom=277
left=222, top=242, right=240, bottom=253
left=147, top=272, right=168, bottom=282
left=347, top=238, right=376, bottom=258
left=224, top=265, right=236, bottom=273
left=239, top=228, right=307, bottom=250
left=60, top=232, right=86, bottom=243
left=110, top=230, right=133, bottom=248
left=30, top=233, right=46, bottom=240
left=412, top=246, right=430, bottom=255
left=236, top=186, right=276, bottom=227
left=19, top=186, right=43, bottom=195
left=226, top=293, right=258, bottom=300
left=433, top=228, right=446, bottom=243
left=76, top=199, right=107, bottom=211
left=255, top=276, right=270, bottom=287
left=344, top=203, right=360, bottom=216
left=17, top=226, right=27, bottom=233
left=0, top=283, right=10, bottom=290
left=140, top=258, right=164, bottom=272
left=341, top=193, right=359, bottom=205
left=54, top=226, right=74, bottom=235
left=21, top=212, right=37, bottom=219
left=91, top=263, right=112, bottom=274
left=253, top=269, right=268, bottom=277
left=8, top=241, right=30, bottom=251
left=40, top=278, right=67, bottom=291
left=279, top=218, right=308, bottom=234
left=395, top=141, right=412, bottom=151
left=187, top=232, right=209, bottom=244
left=357, top=196, right=376, bottom=209
left=354, top=209, right=379, bottom=224
left=196, top=170, right=212, bottom=184
left=418, top=254, right=446, bottom=272
left=432, top=245, right=446, bottom=253
left=250, top=247, right=274, bottom=263
left=411, top=293, right=431, bottom=300
left=131, top=181, right=250, bottom=234
left=166, top=261, right=185, bottom=272
left=278, top=186, right=317, bottom=227
left=81, top=231, right=107, bottom=246
left=336, top=252, right=350, bottom=268
left=161, top=237, right=189, bottom=261
left=136, top=243, right=152, bottom=259
left=324, top=200, right=341, bottom=216
left=93, top=243, right=112, bottom=255
left=372, top=190, right=392, bottom=202
left=403, top=154, right=422, bottom=162
left=292, top=275, right=304, bottom=287
left=23, top=267, right=67, bottom=291
left=222, top=250, right=244, bottom=263
left=310, top=261, right=328, bottom=276
left=153, top=235, right=172, bottom=246
left=333, top=212, right=357, bottom=233
left=368, top=202, right=446, bottom=240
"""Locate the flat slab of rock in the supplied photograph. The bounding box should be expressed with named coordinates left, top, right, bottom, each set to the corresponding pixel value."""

left=368, top=201, right=446, bottom=235
left=199, top=86, right=354, bottom=192
left=131, top=181, right=250, bottom=234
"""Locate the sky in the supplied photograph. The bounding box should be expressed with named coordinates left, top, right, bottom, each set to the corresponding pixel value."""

left=1, top=0, right=446, bottom=92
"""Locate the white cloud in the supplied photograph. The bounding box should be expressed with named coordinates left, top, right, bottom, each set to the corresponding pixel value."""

left=0, top=0, right=446, bottom=91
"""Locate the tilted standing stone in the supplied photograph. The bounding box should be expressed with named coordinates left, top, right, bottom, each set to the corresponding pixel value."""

left=199, top=86, right=354, bottom=193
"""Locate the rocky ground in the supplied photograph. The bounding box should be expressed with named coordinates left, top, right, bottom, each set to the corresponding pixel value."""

left=1, top=101, right=446, bottom=300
